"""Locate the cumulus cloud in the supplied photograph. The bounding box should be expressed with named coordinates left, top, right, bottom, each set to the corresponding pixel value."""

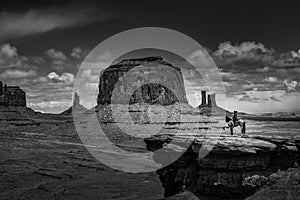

left=71, top=47, right=83, bottom=59
left=291, top=50, right=300, bottom=58
left=32, top=76, right=48, bottom=83
left=0, top=43, right=39, bottom=72
left=238, top=94, right=260, bottom=103
left=45, top=49, right=67, bottom=60
left=284, top=79, right=297, bottom=92
left=187, top=49, right=214, bottom=69
left=0, top=5, right=111, bottom=40
left=214, top=41, right=272, bottom=57
left=0, top=43, right=21, bottom=68
left=44, top=47, right=83, bottom=72
left=0, top=44, right=40, bottom=79
left=209, top=41, right=300, bottom=100
left=219, top=71, right=238, bottom=81
left=264, top=76, right=278, bottom=83
left=0, top=43, right=18, bottom=57
left=0, top=69, right=37, bottom=79
left=47, top=72, right=74, bottom=85
left=212, top=41, right=276, bottom=74
left=212, top=41, right=276, bottom=71
left=237, top=90, right=286, bottom=103
left=256, top=66, right=270, bottom=72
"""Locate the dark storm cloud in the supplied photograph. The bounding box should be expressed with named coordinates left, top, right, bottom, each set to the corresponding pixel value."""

left=0, top=3, right=113, bottom=40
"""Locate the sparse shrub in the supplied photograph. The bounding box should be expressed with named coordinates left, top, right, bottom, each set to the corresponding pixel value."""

left=242, top=175, right=268, bottom=188
left=243, top=172, right=282, bottom=190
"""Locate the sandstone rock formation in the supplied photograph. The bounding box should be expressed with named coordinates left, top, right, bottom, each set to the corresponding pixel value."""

left=0, top=106, right=38, bottom=128
left=97, top=56, right=188, bottom=105
left=198, top=91, right=227, bottom=116
left=198, top=91, right=218, bottom=108
left=200, top=91, right=206, bottom=106
left=0, top=81, right=26, bottom=107
left=60, top=92, right=87, bottom=115
left=144, top=134, right=300, bottom=199
left=207, top=94, right=216, bottom=107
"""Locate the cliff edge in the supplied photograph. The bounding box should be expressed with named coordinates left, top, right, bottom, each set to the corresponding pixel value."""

left=145, top=134, right=300, bottom=199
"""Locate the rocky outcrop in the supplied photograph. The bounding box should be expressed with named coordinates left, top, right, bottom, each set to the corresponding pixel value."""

left=245, top=166, right=300, bottom=200
left=207, top=94, right=216, bottom=107
left=60, top=92, right=87, bottom=115
left=0, top=106, right=38, bottom=127
left=198, top=91, right=217, bottom=108
left=0, top=81, right=26, bottom=107
left=200, top=91, right=207, bottom=106
left=144, top=134, right=300, bottom=199
left=97, top=56, right=188, bottom=105
left=198, top=91, right=228, bottom=116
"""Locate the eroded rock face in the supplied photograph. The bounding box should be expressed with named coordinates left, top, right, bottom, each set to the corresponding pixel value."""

left=97, top=56, right=188, bottom=105
left=145, top=134, right=300, bottom=199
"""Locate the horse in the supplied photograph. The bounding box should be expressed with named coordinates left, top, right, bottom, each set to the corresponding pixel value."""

left=225, top=111, right=246, bottom=135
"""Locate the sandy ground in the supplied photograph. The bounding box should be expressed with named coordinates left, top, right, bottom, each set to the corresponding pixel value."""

left=0, top=123, right=164, bottom=200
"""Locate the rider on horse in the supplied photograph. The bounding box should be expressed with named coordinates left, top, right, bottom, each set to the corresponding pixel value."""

left=225, top=110, right=246, bottom=135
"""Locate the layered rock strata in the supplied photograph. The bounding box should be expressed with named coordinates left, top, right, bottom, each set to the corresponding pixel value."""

left=144, top=134, right=300, bottom=199
left=97, top=56, right=188, bottom=105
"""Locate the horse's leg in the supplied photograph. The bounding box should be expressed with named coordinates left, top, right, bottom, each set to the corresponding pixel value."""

left=239, top=120, right=246, bottom=134
left=242, top=121, right=246, bottom=134
left=228, top=121, right=234, bottom=135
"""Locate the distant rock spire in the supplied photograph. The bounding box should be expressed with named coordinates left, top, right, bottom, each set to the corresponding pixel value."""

left=73, top=92, right=80, bottom=106
left=201, top=91, right=207, bottom=105
left=60, top=92, right=87, bottom=115
left=207, top=93, right=217, bottom=107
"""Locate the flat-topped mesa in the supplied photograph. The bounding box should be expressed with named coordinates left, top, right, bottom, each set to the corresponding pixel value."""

left=97, top=56, right=188, bottom=105
left=107, top=56, right=180, bottom=71
left=0, top=81, right=26, bottom=107
left=198, top=91, right=227, bottom=116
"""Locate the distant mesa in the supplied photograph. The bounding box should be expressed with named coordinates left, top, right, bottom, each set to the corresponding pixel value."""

left=198, top=90, right=228, bottom=115
left=0, top=81, right=39, bottom=127
left=0, top=81, right=26, bottom=107
left=96, top=56, right=227, bottom=116
left=97, top=56, right=188, bottom=106
left=199, top=91, right=217, bottom=108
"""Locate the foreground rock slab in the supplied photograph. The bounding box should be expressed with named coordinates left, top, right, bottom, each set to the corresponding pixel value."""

left=145, top=134, right=300, bottom=199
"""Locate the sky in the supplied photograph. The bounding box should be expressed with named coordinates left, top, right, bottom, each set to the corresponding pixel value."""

left=0, top=0, right=299, bottom=113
